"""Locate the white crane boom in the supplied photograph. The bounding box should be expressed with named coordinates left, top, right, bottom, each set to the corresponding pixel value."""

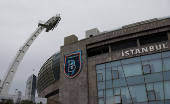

left=0, top=14, right=61, bottom=94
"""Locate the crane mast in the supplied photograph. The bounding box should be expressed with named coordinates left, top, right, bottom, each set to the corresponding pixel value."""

left=0, top=14, right=61, bottom=94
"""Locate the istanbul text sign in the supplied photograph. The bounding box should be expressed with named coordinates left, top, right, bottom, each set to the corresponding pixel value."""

left=121, top=43, right=168, bottom=57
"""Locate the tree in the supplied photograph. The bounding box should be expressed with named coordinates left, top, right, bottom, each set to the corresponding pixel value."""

left=0, top=99, right=14, bottom=104
left=20, top=100, right=34, bottom=104
left=37, top=101, right=42, bottom=104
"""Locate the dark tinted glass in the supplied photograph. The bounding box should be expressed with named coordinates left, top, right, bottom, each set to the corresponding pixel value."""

left=112, top=71, right=118, bottom=79
left=135, top=102, right=148, bottom=104
left=148, top=91, right=155, bottom=101
left=97, top=74, right=103, bottom=82
left=149, top=100, right=164, bottom=104
left=163, top=71, right=170, bottom=80
left=106, top=80, right=113, bottom=88
left=162, top=51, right=170, bottom=57
left=165, top=100, right=170, bottom=104
left=126, top=75, right=145, bottom=85
left=113, top=78, right=127, bottom=87
left=106, top=68, right=112, bottom=80
left=141, top=53, right=161, bottom=61
left=139, top=33, right=168, bottom=45
left=145, top=72, right=163, bottom=83
left=143, top=65, right=151, bottom=74
left=96, top=64, right=105, bottom=70
left=111, top=40, right=137, bottom=51
left=97, top=82, right=105, bottom=90
left=98, top=90, right=103, bottom=97
left=121, top=57, right=140, bottom=65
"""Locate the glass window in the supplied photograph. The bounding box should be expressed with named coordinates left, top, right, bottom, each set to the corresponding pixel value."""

left=165, top=100, right=170, bottom=104
left=98, top=98, right=104, bottom=104
left=102, top=69, right=105, bottom=81
left=121, top=57, right=140, bottom=65
left=141, top=53, right=161, bottom=61
left=97, top=74, right=103, bottom=82
left=106, top=68, right=112, bottom=80
left=123, top=63, right=143, bottom=77
left=149, top=59, right=162, bottom=73
left=163, top=71, right=170, bottom=80
left=114, top=95, right=121, bottom=103
left=96, top=51, right=170, bottom=103
left=148, top=91, right=155, bottom=101
left=162, top=51, right=170, bottom=57
left=111, top=61, right=121, bottom=67
left=143, top=64, right=151, bottom=74
left=106, top=96, right=114, bottom=104
left=96, top=64, right=105, bottom=70
left=106, top=62, right=111, bottom=68
left=97, top=70, right=102, bottom=73
left=106, top=89, right=113, bottom=97
left=97, top=69, right=105, bottom=81
left=142, top=61, right=149, bottom=65
left=149, top=100, right=164, bottom=104
left=112, top=71, right=118, bottom=79
left=114, top=88, right=120, bottom=95
left=121, top=87, right=132, bottom=103
left=129, top=84, right=147, bottom=103
left=118, top=66, right=125, bottom=78
left=153, top=82, right=164, bottom=100
left=106, top=80, right=113, bottom=89
left=97, top=82, right=105, bottom=90
left=163, top=57, right=170, bottom=71
left=98, top=90, right=104, bottom=98
left=112, top=66, right=118, bottom=71
left=126, top=75, right=145, bottom=85
left=146, top=83, right=154, bottom=91
left=164, top=81, right=170, bottom=99
left=113, top=78, right=127, bottom=87
left=134, top=102, right=148, bottom=104
left=144, top=72, right=163, bottom=83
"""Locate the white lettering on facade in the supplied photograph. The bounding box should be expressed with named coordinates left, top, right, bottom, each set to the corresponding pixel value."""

left=163, top=43, right=168, bottom=49
left=130, top=50, right=134, bottom=54
left=121, top=43, right=169, bottom=57
left=125, top=51, right=129, bottom=56
left=122, top=51, right=124, bottom=56
left=142, top=47, right=148, bottom=53
left=135, top=49, right=141, bottom=54
left=149, top=46, right=154, bottom=51
left=155, top=45, right=161, bottom=50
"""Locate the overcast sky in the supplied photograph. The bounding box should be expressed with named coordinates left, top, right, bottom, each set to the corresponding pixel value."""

left=0, top=0, right=170, bottom=96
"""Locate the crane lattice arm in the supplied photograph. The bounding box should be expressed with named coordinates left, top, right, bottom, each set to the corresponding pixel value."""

left=0, top=14, right=61, bottom=94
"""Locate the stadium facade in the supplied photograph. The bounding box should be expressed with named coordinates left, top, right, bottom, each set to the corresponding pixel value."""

left=37, top=17, right=170, bottom=104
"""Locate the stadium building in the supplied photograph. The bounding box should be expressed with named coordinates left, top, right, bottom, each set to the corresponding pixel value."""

left=37, top=17, right=170, bottom=104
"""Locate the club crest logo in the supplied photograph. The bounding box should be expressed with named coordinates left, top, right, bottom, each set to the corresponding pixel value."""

left=64, top=51, right=82, bottom=78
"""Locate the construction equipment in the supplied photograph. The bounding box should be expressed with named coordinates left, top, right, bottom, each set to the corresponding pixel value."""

left=0, top=14, right=61, bottom=94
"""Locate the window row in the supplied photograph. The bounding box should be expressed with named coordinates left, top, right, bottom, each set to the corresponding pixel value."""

left=96, top=52, right=170, bottom=70
left=98, top=81, right=170, bottom=104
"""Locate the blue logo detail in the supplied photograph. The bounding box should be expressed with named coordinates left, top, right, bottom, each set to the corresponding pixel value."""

left=64, top=51, right=82, bottom=78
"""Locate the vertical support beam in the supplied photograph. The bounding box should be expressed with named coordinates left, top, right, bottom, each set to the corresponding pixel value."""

left=109, top=45, right=112, bottom=52
left=167, top=32, right=170, bottom=40
left=137, top=39, right=140, bottom=46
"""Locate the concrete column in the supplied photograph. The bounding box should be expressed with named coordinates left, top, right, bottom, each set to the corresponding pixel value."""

left=167, top=32, right=170, bottom=40
left=137, top=39, right=140, bottom=46
left=109, top=45, right=112, bottom=52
